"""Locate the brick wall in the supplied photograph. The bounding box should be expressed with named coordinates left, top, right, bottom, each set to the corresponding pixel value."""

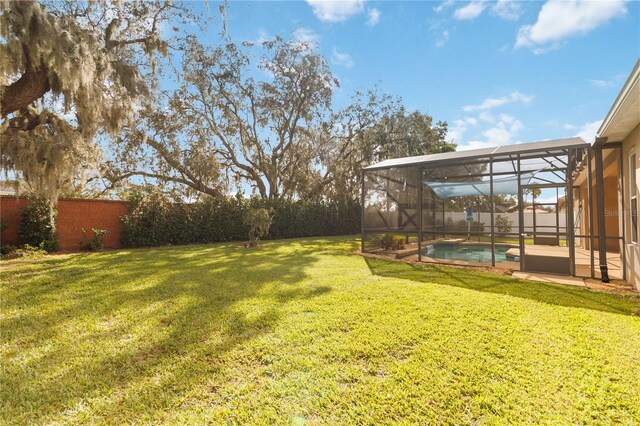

left=0, top=196, right=29, bottom=247
left=0, top=196, right=129, bottom=251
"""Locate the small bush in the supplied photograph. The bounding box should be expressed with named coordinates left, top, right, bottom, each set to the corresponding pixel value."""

left=19, top=198, right=58, bottom=252
left=80, top=228, right=110, bottom=251
left=0, top=220, right=13, bottom=257
left=0, top=244, right=17, bottom=258
left=245, top=208, right=273, bottom=247
left=3, top=244, right=48, bottom=260
left=371, top=234, right=406, bottom=251
left=495, top=214, right=513, bottom=234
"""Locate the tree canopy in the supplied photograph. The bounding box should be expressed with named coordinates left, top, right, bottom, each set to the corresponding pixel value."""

left=2, top=1, right=453, bottom=203
left=110, top=35, right=453, bottom=201
left=0, top=0, right=201, bottom=200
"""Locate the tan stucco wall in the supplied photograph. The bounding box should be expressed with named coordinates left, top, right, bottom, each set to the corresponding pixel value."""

left=576, top=179, right=590, bottom=247
left=622, top=123, right=640, bottom=290
left=575, top=155, right=621, bottom=253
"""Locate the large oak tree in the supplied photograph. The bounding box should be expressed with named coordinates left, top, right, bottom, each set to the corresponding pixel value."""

left=0, top=0, right=204, bottom=200
left=113, top=35, right=338, bottom=199
left=111, top=36, right=452, bottom=201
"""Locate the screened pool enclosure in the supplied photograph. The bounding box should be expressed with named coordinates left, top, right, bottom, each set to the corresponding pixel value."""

left=361, top=137, right=626, bottom=280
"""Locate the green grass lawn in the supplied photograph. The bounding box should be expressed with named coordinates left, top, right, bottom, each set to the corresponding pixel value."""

left=2, top=236, right=640, bottom=425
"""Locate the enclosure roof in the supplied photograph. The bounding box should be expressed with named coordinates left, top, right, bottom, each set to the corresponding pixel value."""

left=363, top=137, right=588, bottom=170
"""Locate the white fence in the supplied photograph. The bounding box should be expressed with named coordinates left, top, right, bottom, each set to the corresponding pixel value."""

left=364, top=209, right=567, bottom=232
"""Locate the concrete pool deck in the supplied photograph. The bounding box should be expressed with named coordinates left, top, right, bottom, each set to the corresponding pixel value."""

left=512, top=272, right=585, bottom=286
left=357, top=250, right=636, bottom=293
left=365, top=240, right=624, bottom=281
left=507, top=245, right=623, bottom=280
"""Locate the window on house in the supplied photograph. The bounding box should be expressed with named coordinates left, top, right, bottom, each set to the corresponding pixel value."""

left=631, top=153, right=637, bottom=244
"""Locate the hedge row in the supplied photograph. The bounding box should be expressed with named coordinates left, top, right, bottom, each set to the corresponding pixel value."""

left=19, top=198, right=59, bottom=252
left=121, top=193, right=360, bottom=248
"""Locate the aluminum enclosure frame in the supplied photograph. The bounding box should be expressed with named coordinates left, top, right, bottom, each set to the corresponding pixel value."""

left=360, top=137, right=621, bottom=281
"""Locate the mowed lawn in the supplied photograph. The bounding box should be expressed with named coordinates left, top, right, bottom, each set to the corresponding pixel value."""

left=1, top=237, right=640, bottom=425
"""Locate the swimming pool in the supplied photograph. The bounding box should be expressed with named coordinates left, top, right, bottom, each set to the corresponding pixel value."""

left=422, top=243, right=518, bottom=263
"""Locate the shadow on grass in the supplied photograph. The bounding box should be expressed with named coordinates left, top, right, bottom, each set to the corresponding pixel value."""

left=1, top=239, right=338, bottom=423
left=365, top=257, right=640, bottom=316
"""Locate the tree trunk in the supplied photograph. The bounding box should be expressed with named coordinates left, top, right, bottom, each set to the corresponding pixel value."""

left=1, top=65, right=50, bottom=118
left=1, top=1, right=51, bottom=118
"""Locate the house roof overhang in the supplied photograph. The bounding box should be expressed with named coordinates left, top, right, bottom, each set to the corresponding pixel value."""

left=596, top=58, right=640, bottom=144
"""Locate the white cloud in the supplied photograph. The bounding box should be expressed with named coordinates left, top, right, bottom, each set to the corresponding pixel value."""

left=292, top=28, right=320, bottom=49
left=482, top=115, right=523, bottom=145
left=448, top=119, right=469, bottom=144
left=463, top=92, right=533, bottom=112
left=331, top=48, right=354, bottom=68
left=458, top=140, right=497, bottom=151
left=451, top=92, right=531, bottom=150
left=576, top=120, right=603, bottom=142
left=451, top=111, right=524, bottom=150
left=447, top=117, right=482, bottom=145
left=563, top=123, right=577, bottom=130
left=453, top=1, right=487, bottom=20
left=478, top=111, right=496, bottom=123
left=457, top=126, right=521, bottom=151
left=434, top=0, right=455, bottom=13
left=516, top=0, right=628, bottom=50
left=306, top=0, right=365, bottom=22
left=498, top=113, right=523, bottom=130
left=491, top=0, right=523, bottom=20
left=587, top=79, right=617, bottom=88
left=435, top=30, right=450, bottom=48
left=367, top=8, right=380, bottom=26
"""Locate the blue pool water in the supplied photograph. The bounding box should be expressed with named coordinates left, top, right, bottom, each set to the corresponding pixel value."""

left=422, top=243, right=518, bottom=263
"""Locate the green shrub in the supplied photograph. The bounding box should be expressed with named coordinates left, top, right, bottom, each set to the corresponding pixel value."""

left=1, top=244, right=48, bottom=260
left=245, top=208, right=273, bottom=247
left=0, top=220, right=11, bottom=256
left=19, top=198, right=58, bottom=252
left=14, top=244, right=48, bottom=259
left=495, top=214, right=513, bottom=234
left=0, top=244, right=17, bottom=258
left=371, top=234, right=406, bottom=250
left=120, top=193, right=360, bottom=248
left=265, top=198, right=360, bottom=239
left=121, top=193, right=170, bottom=247
left=191, top=195, right=246, bottom=243
left=164, top=202, right=194, bottom=245
left=80, top=228, right=109, bottom=251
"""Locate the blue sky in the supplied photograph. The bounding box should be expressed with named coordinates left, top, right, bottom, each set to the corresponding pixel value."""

left=209, top=0, right=639, bottom=151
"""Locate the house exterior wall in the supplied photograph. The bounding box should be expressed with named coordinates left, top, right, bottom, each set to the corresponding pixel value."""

left=575, top=176, right=591, bottom=249
left=575, top=152, right=623, bottom=253
left=604, top=173, right=622, bottom=252
left=622, top=124, right=640, bottom=289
